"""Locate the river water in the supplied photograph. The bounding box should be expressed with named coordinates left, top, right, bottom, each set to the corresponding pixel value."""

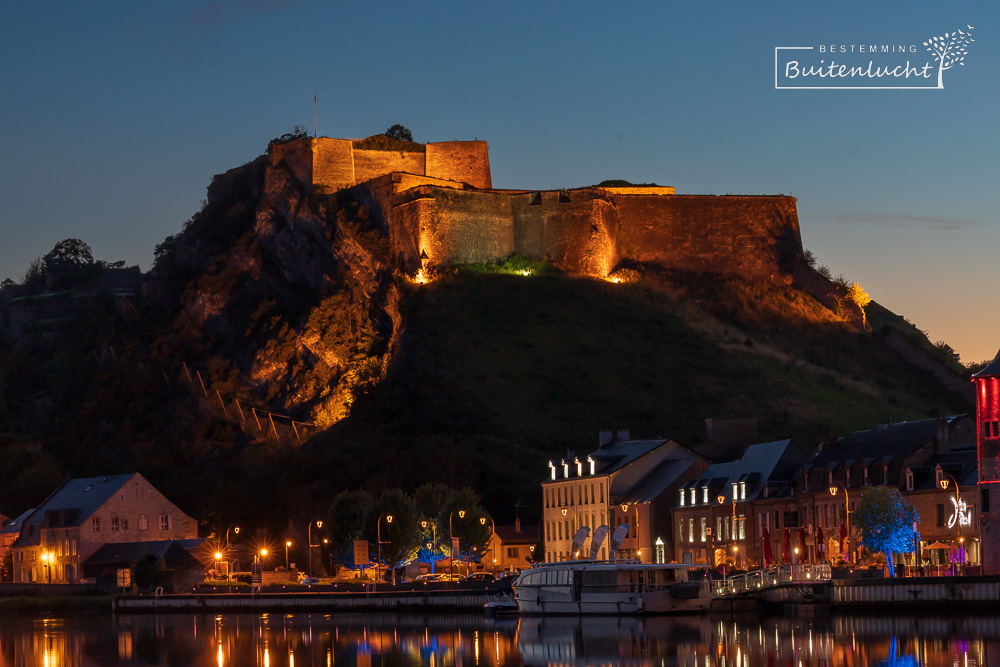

left=0, top=610, right=995, bottom=666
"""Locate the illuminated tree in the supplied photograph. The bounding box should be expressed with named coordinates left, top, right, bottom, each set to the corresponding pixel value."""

left=924, top=26, right=975, bottom=88
left=846, top=282, right=871, bottom=309
left=853, top=485, right=920, bottom=577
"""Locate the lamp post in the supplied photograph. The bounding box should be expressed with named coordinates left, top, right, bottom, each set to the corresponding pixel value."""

left=308, top=519, right=324, bottom=582
left=41, top=551, right=51, bottom=584
left=829, top=483, right=851, bottom=565
left=377, top=513, right=394, bottom=585
left=421, top=518, right=438, bottom=574
left=480, top=515, right=496, bottom=570
left=620, top=503, right=641, bottom=562
left=560, top=505, right=580, bottom=559
left=939, top=472, right=966, bottom=575
left=285, top=540, right=292, bottom=571
left=225, top=524, right=240, bottom=550
left=449, top=509, right=466, bottom=579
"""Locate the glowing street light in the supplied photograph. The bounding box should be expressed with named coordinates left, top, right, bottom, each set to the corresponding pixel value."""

left=308, top=519, right=324, bottom=582
left=480, top=514, right=496, bottom=567
left=449, top=509, right=466, bottom=579
left=377, top=513, right=394, bottom=585
left=421, top=518, right=438, bottom=574
left=830, top=484, right=851, bottom=564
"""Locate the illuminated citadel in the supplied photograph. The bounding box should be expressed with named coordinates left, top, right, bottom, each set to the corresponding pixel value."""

left=270, top=136, right=804, bottom=281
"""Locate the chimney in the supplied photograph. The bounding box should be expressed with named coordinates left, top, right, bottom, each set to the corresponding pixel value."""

left=515, top=516, right=521, bottom=533
left=617, top=428, right=630, bottom=441
left=599, top=430, right=613, bottom=447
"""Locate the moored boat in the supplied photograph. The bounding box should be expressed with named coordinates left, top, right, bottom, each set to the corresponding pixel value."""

left=512, top=560, right=710, bottom=614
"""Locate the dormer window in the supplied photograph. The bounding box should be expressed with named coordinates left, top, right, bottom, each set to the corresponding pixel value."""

left=689, top=488, right=696, bottom=505
left=740, top=481, right=746, bottom=500
left=549, top=461, right=556, bottom=481
left=882, top=465, right=889, bottom=483
left=863, top=468, right=869, bottom=486
left=702, top=486, right=709, bottom=504
left=588, top=456, right=595, bottom=475
left=906, top=468, right=914, bottom=491
left=679, top=489, right=686, bottom=506
left=575, top=457, right=583, bottom=477
left=562, top=460, right=569, bottom=478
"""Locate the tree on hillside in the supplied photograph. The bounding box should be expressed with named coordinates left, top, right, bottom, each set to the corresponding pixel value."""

left=367, top=489, right=422, bottom=582
left=43, top=238, right=95, bottom=271
left=385, top=124, right=414, bottom=142
left=326, top=489, right=374, bottom=565
left=854, top=485, right=920, bottom=577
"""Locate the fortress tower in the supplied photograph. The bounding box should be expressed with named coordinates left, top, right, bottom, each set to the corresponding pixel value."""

left=975, top=349, right=1000, bottom=574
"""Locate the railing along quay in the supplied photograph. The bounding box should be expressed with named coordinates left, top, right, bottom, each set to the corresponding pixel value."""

left=712, top=564, right=832, bottom=597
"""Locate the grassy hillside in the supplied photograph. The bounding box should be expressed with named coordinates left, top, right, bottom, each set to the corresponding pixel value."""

left=301, top=265, right=970, bottom=515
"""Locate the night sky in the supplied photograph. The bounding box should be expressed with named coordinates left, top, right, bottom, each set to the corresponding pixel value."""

left=2, top=0, right=996, bottom=362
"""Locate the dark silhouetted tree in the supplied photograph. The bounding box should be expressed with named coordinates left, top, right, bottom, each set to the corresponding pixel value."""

left=385, top=124, right=414, bottom=142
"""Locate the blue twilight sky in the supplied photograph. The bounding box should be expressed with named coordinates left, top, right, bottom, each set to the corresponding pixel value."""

left=1, top=1, right=997, bottom=362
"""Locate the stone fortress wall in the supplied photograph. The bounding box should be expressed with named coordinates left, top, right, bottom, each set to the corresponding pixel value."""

left=270, top=137, right=492, bottom=192
left=272, top=137, right=802, bottom=281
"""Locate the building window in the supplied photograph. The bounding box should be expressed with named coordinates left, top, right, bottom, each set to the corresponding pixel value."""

left=740, top=482, right=746, bottom=500
left=702, top=487, right=708, bottom=504
left=678, top=520, right=684, bottom=542
left=92, top=517, right=100, bottom=532
left=716, top=517, right=722, bottom=540
left=138, top=514, right=148, bottom=531
left=936, top=504, right=945, bottom=527
left=111, top=517, right=120, bottom=532
left=985, top=421, right=1000, bottom=439
left=739, top=518, right=745, bottom=540
left=700, top=517, right=707, bottom=542
left=679, top=489, right=686, bottom=506
left=590, top=483, right=595, bottom=503
left=906, top=469, right=914, bottom=491
left=507, top=547, right=519, bottom=558
left=688, top=518, right=694, bottom=543
left=600, top=483, right=605, bottom=503
left=159, top=515, right=171, bottom=530
left=690, top=488, right=696, bottom=505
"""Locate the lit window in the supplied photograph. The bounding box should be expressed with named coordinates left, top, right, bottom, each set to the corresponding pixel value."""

left=688, top=518, right=694, bottom=543
left=92, top=518, right=100, bottom=532
left=740, top=482, right=746, bottom=500
left=739, top=518, right=745, bottom=540
left=702, top=487, right=708, bottom=504
left=700, top=517, right=707, bottom=542
left=679, top=489, right=686, bottom=506
left=690, top=488, right=696, bottom=505
left=906, top=469, right=914, bottom=492
left=159, top=515, right=171, bottom=530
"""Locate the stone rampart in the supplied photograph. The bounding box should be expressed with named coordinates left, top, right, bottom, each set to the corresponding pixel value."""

left=376, top=183, right=801, bottom=281
left=425, top=141, right=492, bottom=189
left=271, top=137, right=491, bottom=193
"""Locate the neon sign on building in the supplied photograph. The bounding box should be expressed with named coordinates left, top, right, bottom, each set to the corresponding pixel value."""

left=948, top=495, right=973, bottom=529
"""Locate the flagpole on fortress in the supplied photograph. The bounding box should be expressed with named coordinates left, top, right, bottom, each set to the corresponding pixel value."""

left=313, top=92, right=317, bottom=138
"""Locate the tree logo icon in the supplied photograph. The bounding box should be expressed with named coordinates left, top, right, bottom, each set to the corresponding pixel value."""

left=924, top=25, right=975, bottom=88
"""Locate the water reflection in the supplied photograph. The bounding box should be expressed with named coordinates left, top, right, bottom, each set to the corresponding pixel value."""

left=0, top=611, right=997, bottom=666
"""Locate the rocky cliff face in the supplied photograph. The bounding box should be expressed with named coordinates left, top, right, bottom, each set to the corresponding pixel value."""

left=145, top=156, right=402, bottom=432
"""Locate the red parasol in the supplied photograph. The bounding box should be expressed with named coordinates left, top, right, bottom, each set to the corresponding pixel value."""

left=762, top=527, right=773, bottom=567
left=783, top=527, right=791, bottom=563
left=816, top=526, right=825, bottom=560
left=839, top=522, right=849, bottom=562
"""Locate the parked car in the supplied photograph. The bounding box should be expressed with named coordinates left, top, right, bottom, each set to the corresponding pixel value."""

left=413, top=573, right=443, bottom=582
left=465, top=572, right=496, bottom=583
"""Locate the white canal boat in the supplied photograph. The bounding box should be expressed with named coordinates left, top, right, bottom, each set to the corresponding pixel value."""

left=512, top=560, right=711, bottom=614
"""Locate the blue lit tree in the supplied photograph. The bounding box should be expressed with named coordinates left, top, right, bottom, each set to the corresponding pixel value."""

left=853, top=485, right=920, bottom=577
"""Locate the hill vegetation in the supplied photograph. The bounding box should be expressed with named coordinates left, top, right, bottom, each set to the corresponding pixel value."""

left=0, top=148, right=974, bottom=532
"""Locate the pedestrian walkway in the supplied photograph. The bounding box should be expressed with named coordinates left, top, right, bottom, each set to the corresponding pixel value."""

left=712, top=564, right=831, bottom=597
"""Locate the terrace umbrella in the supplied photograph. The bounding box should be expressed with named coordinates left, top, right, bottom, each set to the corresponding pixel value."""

left=816, top=526, right=825, bottom=562
left=839, top=522, right=849, bottom=562
left=783, top=527, right=791, bottom=563
left=762, top=528, right=773, bottom=567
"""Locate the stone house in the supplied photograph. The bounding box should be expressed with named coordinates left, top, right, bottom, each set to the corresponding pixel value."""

left=10, top=473, right=198, bottom=584
left=673, top=439, right=804, bottom=569
left=485, top=520, right=540, bottom=572
left=541, top=431, right=710, bottom=563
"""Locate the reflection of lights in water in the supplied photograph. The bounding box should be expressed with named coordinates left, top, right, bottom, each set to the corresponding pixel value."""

left=218, top=643, right=224, bottom=667
left=474, top=630, right=479, bottom=664
left=327, top=649, right=332, bottom=667
left=289, top=650, right=294, bottom=667
left=264, top=647, right=270, bottom=667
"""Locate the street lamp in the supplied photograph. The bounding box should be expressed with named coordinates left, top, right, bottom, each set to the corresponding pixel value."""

left=225, top=524, right=240, bottom=550
left=480, top=515, right=496, bottom=569
left=285, top=540, right=292, bottom=571
left=449, top=509, right=466, bottom=579
left=41, top=551, right=51, bottom=584
left=560, top=505, right=580, bottom=559
left=830, top=483, right=851, bottom=564
left=308, top=519, right=324, bottom=582
left=939, top=472, right=966, bottom=574
left=421, top=518, right=438, bottom=574
left=377, top=513, right=394, bottom=585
